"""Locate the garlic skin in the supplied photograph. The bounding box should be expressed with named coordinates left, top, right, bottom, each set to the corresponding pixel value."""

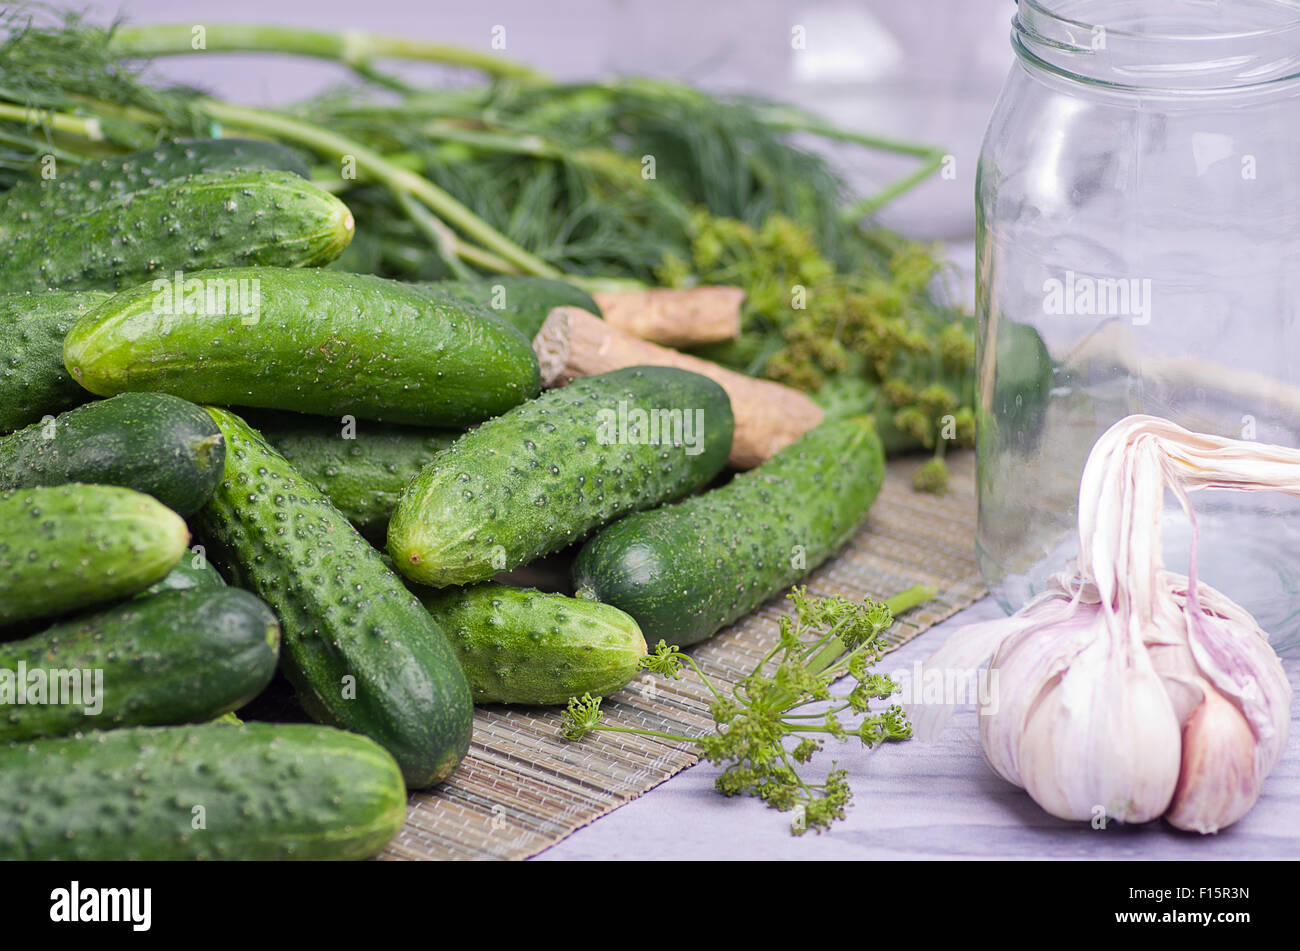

left=912, top=415, right=1297, bottom=833
left=1165, top=681, right=1261, bottom=834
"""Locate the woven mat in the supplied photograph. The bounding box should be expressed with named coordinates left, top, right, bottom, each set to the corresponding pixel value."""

left=379, top=450, right=985, bottom=861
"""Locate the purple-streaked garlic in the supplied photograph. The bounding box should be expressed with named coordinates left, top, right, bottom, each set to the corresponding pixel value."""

left=910, top=415, right=1294, bottom=833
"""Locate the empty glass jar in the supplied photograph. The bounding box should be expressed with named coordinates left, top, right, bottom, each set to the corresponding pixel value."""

left=976, top=0, right=1300, bottom=650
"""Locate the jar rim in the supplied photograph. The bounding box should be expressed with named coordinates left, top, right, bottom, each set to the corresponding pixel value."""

left=1014, top=0, right=1300, bottom=91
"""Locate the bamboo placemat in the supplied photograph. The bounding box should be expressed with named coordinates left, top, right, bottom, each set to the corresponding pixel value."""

left=378, top=450, right=986, bottom=861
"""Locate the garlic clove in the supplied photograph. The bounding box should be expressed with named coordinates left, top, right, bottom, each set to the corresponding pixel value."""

left=1165, top=682, right=1261, bottom=834
left=1015, top=637, right=1182, bottom=824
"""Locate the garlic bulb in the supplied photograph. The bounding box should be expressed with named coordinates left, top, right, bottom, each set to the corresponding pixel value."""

left=912, top=415, right=1294, bottom=832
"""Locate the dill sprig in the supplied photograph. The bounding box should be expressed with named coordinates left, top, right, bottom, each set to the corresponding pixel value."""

left=562, top=584, right=934, bottom=835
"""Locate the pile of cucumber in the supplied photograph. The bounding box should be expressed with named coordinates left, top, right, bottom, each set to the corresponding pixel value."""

left=0, top=138, right=887, bottom=860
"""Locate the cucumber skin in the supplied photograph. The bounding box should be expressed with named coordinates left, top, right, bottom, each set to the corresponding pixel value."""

left=388, top=366, right=735, bottom=587
left=0, top=169, right=353, bottom=292
left=139, top=553, right=226, bottom=597
left=0, top=588, right=280, bottom=742
left=64, top=268, right=541, bottom=427
left=416, top=583, right=647, bottom=705
left=0, top=723, right=406, bottom=860
left=0, top=483, right=189, bottom=628
left=246, top=410, right=459, bottom=540
left=0, top=290, right=110, bottom=433
left=422, top=276, right=601, bottom=339
left=193, top=407, right=473, bottom=788
left=572, top=417, right=886, bottom=647
left=0, top=138, right=310, bottom=231
left=0, top=392, right=225, bottom=516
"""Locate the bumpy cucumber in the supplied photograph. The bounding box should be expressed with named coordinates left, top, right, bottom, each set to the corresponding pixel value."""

left=0, top=587, right=279, bottom=742
left=0, top=723, right=405, bottom=860
left=0, top=483, right=189, bottom=628
left=423, top=276, right=601, bottom=339
left=388, top=366, right=734, bottom=587
left=572, top=416, right=885, bottom=646
left=0, top=169, right=353, bottom=292
left=245, top=410, right=459, bottom=540
left=0, top=290, right=110, bottom=432
left=0, top=392, right=225, bottom=515
left=0, top=138, right=310, bottom=234
left=415, top=583, right=646, bottom=705
left=193, top=407, right=473, bottom=788
left=64, top=267, right=541, bottom=426
left=138, top=552, right=226, bottom=597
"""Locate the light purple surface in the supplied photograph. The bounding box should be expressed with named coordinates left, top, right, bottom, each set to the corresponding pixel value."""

left=534, top=598, right=1300, bottom=860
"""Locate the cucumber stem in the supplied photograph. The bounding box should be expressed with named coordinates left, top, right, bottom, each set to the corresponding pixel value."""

left=107, top=23, right=544, bottom=81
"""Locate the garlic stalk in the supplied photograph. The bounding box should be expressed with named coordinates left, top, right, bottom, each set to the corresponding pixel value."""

left=912, top=415, right=1294, bottom=832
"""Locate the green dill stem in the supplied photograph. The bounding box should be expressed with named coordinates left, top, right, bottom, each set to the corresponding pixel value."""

left=844, top=149, right=947, bottom=221
left=0, top=104, right=105, bottom=140
left=805, top=585, right=937, bottom=680
left=196, top=99, right=561, bottom=278
left=107, top=23, right=543, bottom=81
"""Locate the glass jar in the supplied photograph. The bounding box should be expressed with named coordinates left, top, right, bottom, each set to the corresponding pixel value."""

left=976, top=0, right=1300, bottom=650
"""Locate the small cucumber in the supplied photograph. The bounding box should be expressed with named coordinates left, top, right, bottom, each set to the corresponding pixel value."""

left=415, top=583, right=646, bottom=705
left=422, top=276, right=601, bottom=339
left=572, top=416, right=886, bottom=646
left=64, top=267, right=541, bottom=426
left=0, top=289, right=111, bottom=432
left=388, top=366, right=734, bottom=587
left=245, top=410, right=459, bottom=540
left=0, top=169, right=354, bottom=292
left=0, top=392, right=225, bottom=516
left=0, top=483, right=189, bottom=628
left=138, top=552, right=226, bottom=598
left=0, top=138, right=310, bottom=233
left=0, top=722, right=405, bottom=860
left=193, top=407, right=473, bottom=788
left=0, top=587, right=280, bottom=742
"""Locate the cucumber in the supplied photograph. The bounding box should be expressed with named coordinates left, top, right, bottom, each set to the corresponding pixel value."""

left=0, top=587, right=279, bottom=742
left=0, top=169, right=354, bottom=292
left=64, top=267, right=541, bottom=426
left=0, top=138, right=310, bottom=233
left=572, top=416, right=886, bottom=647
left=193, top=407, right=473, bottom=788
left=245, top=410, right=459, bottom=540
left=0, top=289, right=111, bottom=432
left=0, top=722, right=405, bottom=860
left=0, top=392, right=225, bottom=516
left=138, top=553, right=226, bottom=597
left=415, top=583, right=646, bottom=705
left=0, top=483, right=189, bottom=628
left=422, top=276, right=601, bottom=339
left=388, top=366, right=735, bottom=587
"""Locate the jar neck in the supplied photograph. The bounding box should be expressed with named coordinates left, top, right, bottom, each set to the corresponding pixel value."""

left=1013, top=0, right=1300, bottom=93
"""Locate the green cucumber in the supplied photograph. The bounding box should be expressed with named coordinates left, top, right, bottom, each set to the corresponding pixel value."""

left=138, top=553, right=226, bottom=598
left=64, top=267, right=541, bottom=426
left=245, top=410, right=460, bottom=540
left=415, top=583, right=646, bottom=705
left=572, top=416, right=886, bottom=647
left=0, top=138, right=310, bottom=233
left=422, top=276, right=601, bottom=339
left=0, top=169, right=354, bottom=292
left=0, top=483, right=189, bottom=628
left=388, top=366, right=734, bottom=587
left=0, top=587, right=279, bottom=742
left=0, top=722, right=405, bottom=860
left=0, top=289, right=111, bottom=432
left=193, top=407, right=473, bottom=788
left=0, top=392, right=225, bottom=516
